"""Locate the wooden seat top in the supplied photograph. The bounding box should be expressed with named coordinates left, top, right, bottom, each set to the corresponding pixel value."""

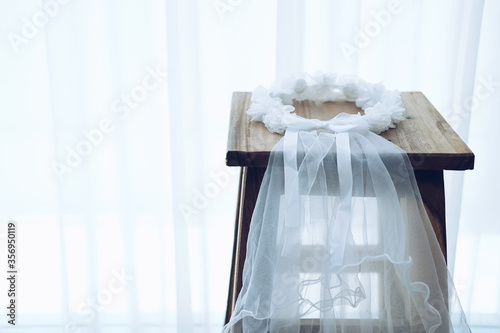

left=226, top=91, right=474, bottom=170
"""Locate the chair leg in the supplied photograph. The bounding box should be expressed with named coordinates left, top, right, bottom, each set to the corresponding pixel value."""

left=414, top=170, right=447, bottom=260
left=224, top=167, right=266, bottom=325
left=414, top=169, right=450, bottom=331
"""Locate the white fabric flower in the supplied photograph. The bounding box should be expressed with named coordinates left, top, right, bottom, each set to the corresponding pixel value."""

left=343, top=83, right=361, bottom=101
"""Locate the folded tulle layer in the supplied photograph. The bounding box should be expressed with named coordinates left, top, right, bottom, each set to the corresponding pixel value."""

left=223, top=130, right=470, bottom=333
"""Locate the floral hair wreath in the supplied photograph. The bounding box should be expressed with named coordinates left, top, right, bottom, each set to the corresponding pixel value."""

left=246, top=73, right=406, bottom=135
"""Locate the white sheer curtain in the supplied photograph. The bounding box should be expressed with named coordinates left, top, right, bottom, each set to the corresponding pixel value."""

left=0, top=0, right=497, bottom=332
left=454, top=0, right=500, bottom=329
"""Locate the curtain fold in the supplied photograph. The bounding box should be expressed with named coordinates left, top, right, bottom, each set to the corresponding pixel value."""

left=165, top=0, right=193, bottom=330
left=0, top=0, right=497, bottom=331
left=455, top=0, right=500, bottom=328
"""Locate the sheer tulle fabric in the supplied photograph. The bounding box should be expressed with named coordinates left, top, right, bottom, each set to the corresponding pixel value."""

left=223, top=129, right=470, bottom=333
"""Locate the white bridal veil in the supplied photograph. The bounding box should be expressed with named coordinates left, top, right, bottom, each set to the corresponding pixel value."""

left=223, top=74, right=470, bottom=333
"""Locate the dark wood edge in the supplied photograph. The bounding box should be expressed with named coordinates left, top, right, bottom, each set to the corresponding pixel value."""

left=225, top=168, right=245, bottom=324
left=227, top=151, right=475, bottom=171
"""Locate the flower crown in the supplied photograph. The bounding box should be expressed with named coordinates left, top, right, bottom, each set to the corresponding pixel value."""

left=247, top=73, right=406, bottom=134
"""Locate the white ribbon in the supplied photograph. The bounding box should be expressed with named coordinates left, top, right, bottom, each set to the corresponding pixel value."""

left=282, top=113, right=369, bottom=133
left=330, top=132, right=353, bottom=267
left=283, top=128, right=300, bottom=228
left=281, top=128, right=301, bottom=258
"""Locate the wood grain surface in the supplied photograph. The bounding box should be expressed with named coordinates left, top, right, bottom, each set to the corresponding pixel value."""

left=226, top=92, right=474, bottom=170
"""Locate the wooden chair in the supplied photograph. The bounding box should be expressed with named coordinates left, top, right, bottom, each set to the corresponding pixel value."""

left=224, top=91, right=474, bottom=325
